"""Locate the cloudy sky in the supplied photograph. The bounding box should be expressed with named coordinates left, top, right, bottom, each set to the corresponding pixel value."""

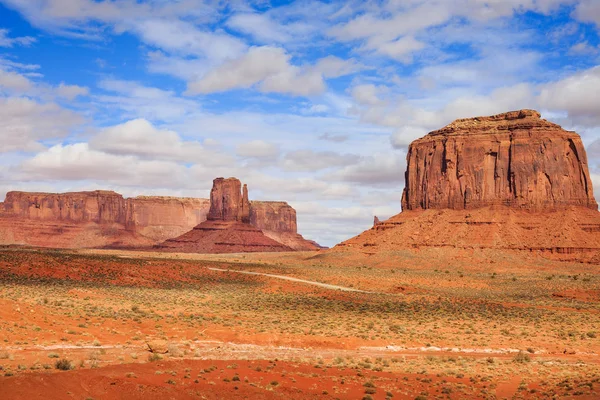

left=0, top=0, right=599, bottom=246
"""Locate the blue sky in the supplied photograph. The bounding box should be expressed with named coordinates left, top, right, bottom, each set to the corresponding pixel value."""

left=0, top=0, right=599, bottom=246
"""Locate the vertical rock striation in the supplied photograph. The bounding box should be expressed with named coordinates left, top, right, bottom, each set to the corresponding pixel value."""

left=0, top=184, right=320, bottom=250
left=337, top=110, right=600, bottom=262
left=401, top=110, right=597, bottom=211
left=158, top=178, right=293, bottom=253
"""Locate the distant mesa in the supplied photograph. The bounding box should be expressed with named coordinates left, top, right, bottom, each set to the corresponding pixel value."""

left=337, top=110, right=600, bottom=262
left=157, top=177, right=293, bottom=253
left=0, top=180, right=320, bottom=252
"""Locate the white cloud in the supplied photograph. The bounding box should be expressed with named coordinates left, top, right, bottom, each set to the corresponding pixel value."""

left=236, top=140, right=280, bottom=160
left=0, top=69, right=33, bottom=91
left=374, top=36, right=425, bottom=62
left=282, top=149, right=360, bottom=172
left=390, top=126, right=428, bottom=148
left=227, top=13, right=293, bottom=43
left=186, top=47, right=362, bottom=96
left=20, top=142, right=192, bottom=189
left=312, top=56, right=363, bottom=78
left=186, top=46, right=293, bottom=94
left=573, top=0, right=600, bottom=27
left=97, top=79, right=199, bottom=121
left=56, top=82, right=89, bottom=99
left=0, top=97, right=84, bottom=153
left=325, top=153, right=406, bottom=186
left=351, top=84, right=387, bottom=106
left=259, top=67, right=324, bottom=96
left=0, top=28, right=36, bottom=47
left=538, top=66, right=600, bottom=125
left=89, top=118, right=233, bottom=166
left=130, top=18, right=246, bottom=62
left=569, top=41, right=598, bottom=55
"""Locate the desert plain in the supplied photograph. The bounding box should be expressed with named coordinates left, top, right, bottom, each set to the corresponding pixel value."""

left=0, top=244, right=598, bottom=399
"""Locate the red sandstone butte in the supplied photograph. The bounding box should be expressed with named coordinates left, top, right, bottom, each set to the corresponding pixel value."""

left=336, top=110, right=600, bottom=262
left=0, top=186, right=319, bottom=250
left=402, top=109, right=597, bottom=211
left=158, top=178, right=292, bottom=253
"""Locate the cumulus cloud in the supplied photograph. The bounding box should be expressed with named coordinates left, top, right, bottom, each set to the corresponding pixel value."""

left=573, top=0, right=600, bottom=27
left=20, top=142, right=192, bottom=189
left=130, top=18, right=246, bottom=62
left=0, top=69, right=33, bottom=91
left=186, top=46, right=324, bottom=96
left=186, top=47, right=361, bottom=96
left=236, top=140, right=280, bottom=160
left=538, top=66, right=600, bottom=125
left=351, top=84, right=387, bottom=106
left=89, top=119, right=233, bottom=166
left=0, top=97, right=84, bottom=152
left=325, top=153, right=406, bottom=186
left=282, top=149, right=360, bottom=172
left=56, top=82, right=89, bottom=99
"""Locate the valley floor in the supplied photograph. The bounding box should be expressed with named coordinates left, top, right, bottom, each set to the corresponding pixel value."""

left=0, top=246, right=599, bottom=399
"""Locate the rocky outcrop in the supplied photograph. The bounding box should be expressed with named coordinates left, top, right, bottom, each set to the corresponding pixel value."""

left=250, top=201, right=296, bottom=233
left=207, top=178, right=251, bottom=223
left=402, top=110, right=597, bottom=211
left=337, top=110, right=600, bottom=261
left=128, top=196, right=210, bottom=242
left=248, top=201, right=319, bottom=250
left=2, top=190, right=128, bottom=224
left=158, top=178, right=292, bottom=253
left=0, top=186, right=319, bottom=250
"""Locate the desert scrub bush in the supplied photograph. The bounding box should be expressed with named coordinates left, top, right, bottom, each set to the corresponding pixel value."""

left=148, top=353, right=163, bottom=362
left=55, top=359, right=73, bottom=370
left=48, top=353, right=60, bottom=358
left=513, top=351, right=531, bottom=364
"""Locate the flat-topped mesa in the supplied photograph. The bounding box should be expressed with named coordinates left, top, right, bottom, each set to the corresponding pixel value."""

left=1, top=190, right=128, bottom=224
left=401, top=109, right=598, bottom=211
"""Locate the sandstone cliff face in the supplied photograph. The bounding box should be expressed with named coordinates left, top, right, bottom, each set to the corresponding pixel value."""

left=159, top=178, right=293, bottom=253
left=250, top=201, right=297, bottom=233
left=401, top=110, right=597, bottom=211
left=0, top=182, right=319, bottom=250
left=128, top=196, right=210, bottom=241
left=2, top=191, right=128, bottom=224
left=337, top=110, right=600, bottom=262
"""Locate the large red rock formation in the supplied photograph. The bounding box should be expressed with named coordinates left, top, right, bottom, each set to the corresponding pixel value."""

left=207, top=177, right=251, bottom=223
left=249, top=201, right=321, bottom=250
left=0, top=185, right=319, bottom=250
left=158, top=178, right=292, bottom=253
left=402, top=110, right=597, bottom=211
left=0, top=191, right=210, bottom=248
left=337, top=110, right=600, bottom=262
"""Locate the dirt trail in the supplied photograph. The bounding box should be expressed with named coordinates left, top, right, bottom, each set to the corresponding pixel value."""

left=207, top=267, right=375, bottom=293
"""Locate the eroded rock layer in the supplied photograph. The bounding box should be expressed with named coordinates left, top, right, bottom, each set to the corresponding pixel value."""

left=158, top=178, right=292, bottom=253
left=402, top=110, right=597, bottom=211
left=336, top=110, right=600, bottom=261
left=0, top=186, right=318, bottom=250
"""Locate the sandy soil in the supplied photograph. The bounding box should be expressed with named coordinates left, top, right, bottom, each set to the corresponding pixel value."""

left=0, top=246, right=599, bottom=399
